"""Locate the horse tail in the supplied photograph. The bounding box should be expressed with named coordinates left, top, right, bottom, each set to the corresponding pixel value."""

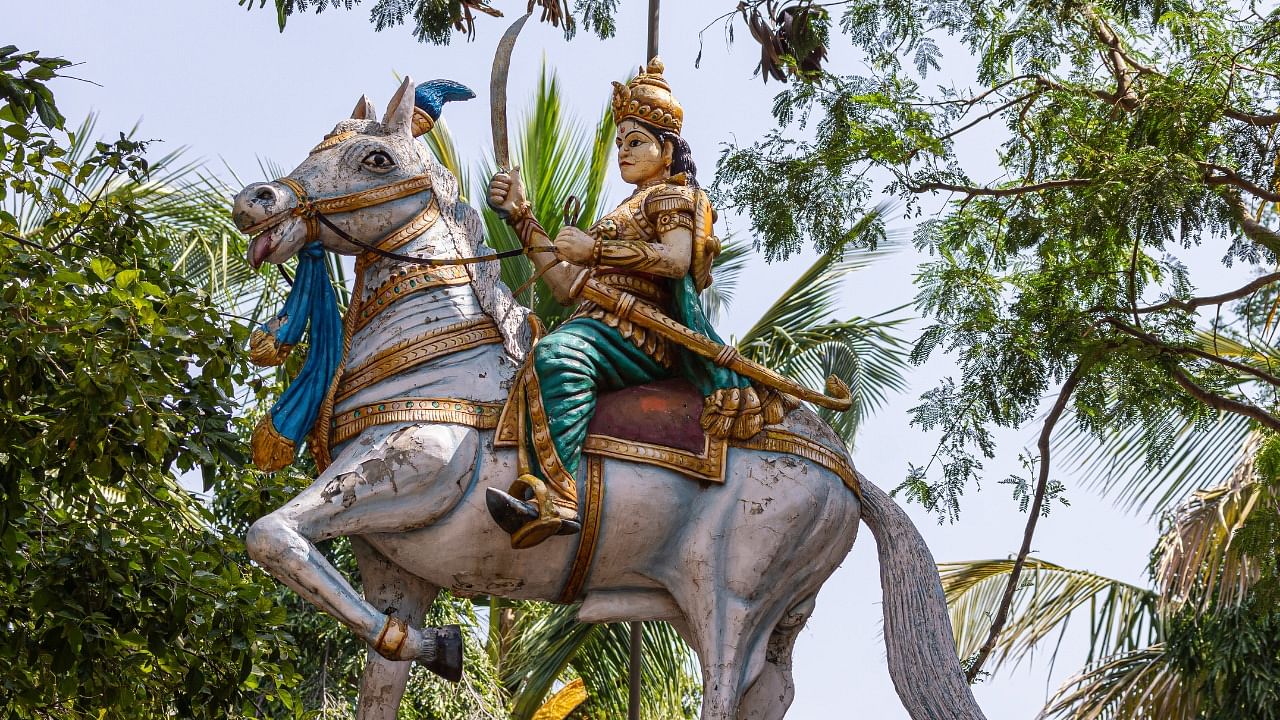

left=857, top=474, right=987, bottom=720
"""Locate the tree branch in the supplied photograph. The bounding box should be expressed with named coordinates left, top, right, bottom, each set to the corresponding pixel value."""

left=964, top=361, right=1090, bottom=682
left=1171, top=366, right=1280, bottom=432
left=1222, top=189, right=1280, bottom=256
left=908, top=177, right=1090, bottom=198
left=1201, top=162, right=1280, bottom=202
left=1083, top=7, right=1139, bottom=110
left=1120, top=272, right=1280, bottom=315
left=1103, top=316, right=1280, bottom=389
left=1223, top=108, right=1280, bottom=126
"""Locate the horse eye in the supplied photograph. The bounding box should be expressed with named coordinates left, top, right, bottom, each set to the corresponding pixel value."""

left=361, top=150, right=396, bottom=173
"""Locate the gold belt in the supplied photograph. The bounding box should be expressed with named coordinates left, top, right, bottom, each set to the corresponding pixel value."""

left=336, top=317, right=503, bottom=403
left=593, top=271, right=669, bottom=306
left=331, top=397, right=502, bottom=446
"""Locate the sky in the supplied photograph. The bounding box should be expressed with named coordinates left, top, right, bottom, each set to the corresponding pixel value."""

left=5, top=1, right=1224, bottom=717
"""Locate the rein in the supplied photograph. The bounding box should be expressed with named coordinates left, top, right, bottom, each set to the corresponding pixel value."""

left=252, top=173, right=555, bottom=267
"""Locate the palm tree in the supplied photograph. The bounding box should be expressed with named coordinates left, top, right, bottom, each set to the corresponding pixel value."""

left=425, top=66, right=910, bottom=720
left=942, top=390, right=1279, bottom=718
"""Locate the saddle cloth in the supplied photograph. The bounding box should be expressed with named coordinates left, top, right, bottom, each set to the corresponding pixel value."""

left=495, top=377, right=731, bottom=483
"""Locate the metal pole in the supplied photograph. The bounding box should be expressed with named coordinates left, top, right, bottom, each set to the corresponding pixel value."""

left=628, top=621, right=643, bottom=720
left=631, top=9, right=658, bottom=717
left=646, top=0, right=660, bottom=60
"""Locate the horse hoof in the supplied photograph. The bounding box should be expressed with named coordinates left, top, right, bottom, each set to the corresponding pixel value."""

left=486, top=487, right=538, bottom=534
left=420, top=625, right=463, bottom=682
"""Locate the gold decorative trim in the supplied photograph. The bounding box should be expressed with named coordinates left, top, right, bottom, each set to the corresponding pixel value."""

left=313, top=175, right=434, bottom=216
left=248, top=327, right=294, bottom=367
left=411, top=107, right=435, bottom=137
left=336, top=318, right=503, bottom=404
left=331, top=398, right=502, bottom=446
left=583, top=433, right=727, bottom=483
left=364, top=196, right=441, bottom=258
left=310, top=130, right=356, bottom=155
left=733, top=429, right=862, bottom=499
left=523, top=367, right=578, bottom=510
left=252, top=415, right=296, bottom=472
left=373, top=615, right=408, bottom=658
left=354, top=263, right=470, bottom=333
left=558, top=455, right=604, bottom=604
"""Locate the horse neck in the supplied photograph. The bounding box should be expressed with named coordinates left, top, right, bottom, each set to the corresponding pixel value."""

left=347, top=210, right=487, bottom=349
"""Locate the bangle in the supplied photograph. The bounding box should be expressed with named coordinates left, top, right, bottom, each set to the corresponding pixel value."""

left=591, top=236, right=604, bottom=266
left=506, top=201, right=531, bottom=225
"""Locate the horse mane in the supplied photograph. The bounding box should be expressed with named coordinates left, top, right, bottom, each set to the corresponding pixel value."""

left=419, top=147, right=532, bottom=363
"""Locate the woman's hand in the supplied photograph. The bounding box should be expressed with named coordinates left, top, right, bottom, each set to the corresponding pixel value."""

left=553, top=226, right=596, bottom=265
left=487, top=167, right=527, bottom=218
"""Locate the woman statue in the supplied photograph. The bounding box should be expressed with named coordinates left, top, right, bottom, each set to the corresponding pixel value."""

left=486, top=58, right=788, bottom=549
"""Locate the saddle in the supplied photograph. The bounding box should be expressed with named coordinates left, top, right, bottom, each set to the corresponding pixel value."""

left=495, top=377, right=731, bottom=483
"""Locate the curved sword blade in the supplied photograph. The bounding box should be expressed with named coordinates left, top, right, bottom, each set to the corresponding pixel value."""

left=490, top=12, right=531, bottom=171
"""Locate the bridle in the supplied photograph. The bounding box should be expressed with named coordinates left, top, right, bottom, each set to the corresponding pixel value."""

left=245, top=163, right=553, bottom=268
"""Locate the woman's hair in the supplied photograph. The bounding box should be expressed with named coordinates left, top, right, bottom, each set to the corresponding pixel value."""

left=633, top=119, right=698, bottom=188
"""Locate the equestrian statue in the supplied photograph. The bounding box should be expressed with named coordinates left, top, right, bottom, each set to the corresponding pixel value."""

left=230, top=30, right=986, bottom=720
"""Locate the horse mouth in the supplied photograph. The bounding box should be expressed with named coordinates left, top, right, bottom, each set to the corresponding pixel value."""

left=249, top=222, right=284, bottom=268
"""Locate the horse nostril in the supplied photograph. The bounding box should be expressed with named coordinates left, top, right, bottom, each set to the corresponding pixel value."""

left=254, top=186, right=278, bottom=205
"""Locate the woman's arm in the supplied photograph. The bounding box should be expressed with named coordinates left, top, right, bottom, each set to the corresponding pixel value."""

left=487, top=169, right=583, bottom=304
left=552, top=225, right=692, bottom=280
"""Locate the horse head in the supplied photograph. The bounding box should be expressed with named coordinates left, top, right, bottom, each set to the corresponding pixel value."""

left=232, top=75, right=473, bottom=268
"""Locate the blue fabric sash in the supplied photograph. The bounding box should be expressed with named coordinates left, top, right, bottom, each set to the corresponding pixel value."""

left=261, top=242, right=344, bottom=446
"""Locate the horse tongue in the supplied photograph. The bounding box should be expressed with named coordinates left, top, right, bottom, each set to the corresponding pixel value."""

left=249, top=233, right=274, bottom=269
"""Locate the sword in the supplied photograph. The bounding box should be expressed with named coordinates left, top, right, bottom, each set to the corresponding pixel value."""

left=566, top=271, right=855, bottom=411
left=490, top=12, right=531, bottom=172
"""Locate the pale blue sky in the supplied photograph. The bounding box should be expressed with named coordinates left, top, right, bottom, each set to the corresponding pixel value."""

left=6, top=2, right=1210, bottom=717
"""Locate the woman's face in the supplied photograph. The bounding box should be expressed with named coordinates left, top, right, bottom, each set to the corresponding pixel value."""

left=616, top=120, right=671, bottom=185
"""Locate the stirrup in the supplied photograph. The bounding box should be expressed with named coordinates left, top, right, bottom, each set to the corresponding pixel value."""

left=508, top=474, right=576, bottom=549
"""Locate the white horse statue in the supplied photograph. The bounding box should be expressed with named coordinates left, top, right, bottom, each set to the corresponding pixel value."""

left=231, top=76, right=986, bottom=720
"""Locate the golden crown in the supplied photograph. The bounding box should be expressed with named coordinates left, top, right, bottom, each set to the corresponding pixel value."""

left=611, top=57, right=683, bottom=134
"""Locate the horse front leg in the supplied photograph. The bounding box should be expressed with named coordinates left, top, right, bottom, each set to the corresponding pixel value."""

left=246, top=423, right=478, bottom=674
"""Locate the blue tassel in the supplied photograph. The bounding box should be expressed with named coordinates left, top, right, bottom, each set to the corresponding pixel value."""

left=259, top=242, right=344, bottom=452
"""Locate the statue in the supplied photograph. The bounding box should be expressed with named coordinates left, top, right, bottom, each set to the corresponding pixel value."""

left=230, top=63, right=985, bottom=719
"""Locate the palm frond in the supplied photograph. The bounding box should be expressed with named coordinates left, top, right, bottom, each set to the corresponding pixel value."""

left=700, top=235, right=751, bottom=325
left=1056, top=407, right=1253, bottom=518
left=940, top=558, right=1161, bottom=674
left=1042, top=644, right=1200, bottom=720
left=735, top=205, right=893, bottom=349
left=503, top=604, right=698, bottom=720
left=1155, top=432, right=1267, bottom=612
left=735, top=203, right=909, bottom=442
left=6, top=113, right=288, bottom=323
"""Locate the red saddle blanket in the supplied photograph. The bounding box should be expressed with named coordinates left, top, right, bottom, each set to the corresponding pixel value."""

left=495, top=374, right=728, bottom=483
left=495, top=372, right=859, bottom=492
left=586, top=378, right=706, bottom=455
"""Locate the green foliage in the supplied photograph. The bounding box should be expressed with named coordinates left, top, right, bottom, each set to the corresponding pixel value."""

left=242, top=0, right=615, bottom=44
left=0, top=49, right=304, bottom=718
left=501, top=603, right=699, bottom=720
left=1165, top=598, right=1280, bottom=720
left=712, top=0, right=1280, bottom=524
left=1239, top=445, right=1280, bottom=611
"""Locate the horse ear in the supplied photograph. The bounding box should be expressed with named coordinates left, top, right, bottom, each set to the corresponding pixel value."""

left=383, top=76, right=416, bottom=135
left=351, top=94, right=377, bottom=120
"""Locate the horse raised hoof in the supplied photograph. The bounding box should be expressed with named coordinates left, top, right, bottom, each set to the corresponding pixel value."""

left=485, top=486, right=580, bottom=549
left=419, top=624, right=464, bottom=682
